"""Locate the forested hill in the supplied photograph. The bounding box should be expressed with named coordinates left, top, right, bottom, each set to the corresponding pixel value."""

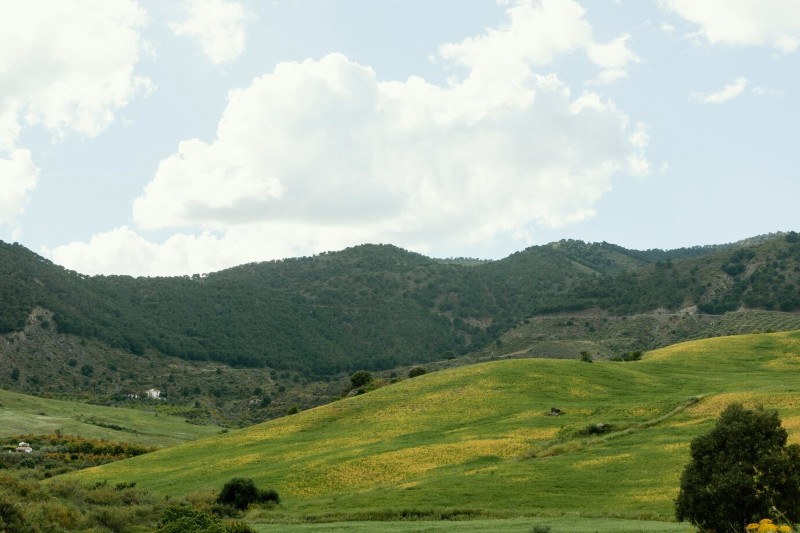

left=1, top=233, right=799, bottom=376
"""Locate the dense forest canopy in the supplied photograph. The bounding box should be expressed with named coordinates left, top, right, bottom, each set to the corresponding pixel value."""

left=1, top=233, right=799, bottom=376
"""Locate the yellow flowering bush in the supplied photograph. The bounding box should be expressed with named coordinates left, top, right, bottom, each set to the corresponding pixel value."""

left=745, top=518, right=794, bottom=533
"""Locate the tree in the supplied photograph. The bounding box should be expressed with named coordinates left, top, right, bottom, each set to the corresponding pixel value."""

left=349, top=370, right=372, bottom=389
left=675, top=403, right=800, bottom=531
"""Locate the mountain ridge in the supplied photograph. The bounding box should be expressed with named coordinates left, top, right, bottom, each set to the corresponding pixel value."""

left=1, top=232, right=798, bottom=379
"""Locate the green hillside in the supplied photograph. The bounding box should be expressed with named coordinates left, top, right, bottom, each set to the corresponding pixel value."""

left=3, top=233, right=799, bottom=379
left=0, top=388, right=220, bottom=447
left=65, top=330, right=800, bottom=524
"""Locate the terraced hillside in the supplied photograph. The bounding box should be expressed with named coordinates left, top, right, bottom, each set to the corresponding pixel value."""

left=67, top=330, right=800, bottom=524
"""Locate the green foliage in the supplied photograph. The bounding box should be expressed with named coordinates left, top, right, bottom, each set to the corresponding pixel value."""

left=408, top=366, right=427, bottom=378
left=675, top=403, right=800, bottom=532
left=610, top=350, right=642, bottom=362
left=579, top=423, right=613, bottom=436
left=2, top=234, right=800, bottom=382
left=157, top=504, right=226, bottom=533
left=0, top=468, right=161, bottom=532
left=0, top=495, right=25, bottom=533
left=579, top=351, right=593, bottom=363
left=216, top=477, right=279, bottom=511
left=350, top=370, right=372, bottom=389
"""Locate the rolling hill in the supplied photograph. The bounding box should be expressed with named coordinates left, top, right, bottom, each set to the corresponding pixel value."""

left=64, top=329, right=800, bottom=524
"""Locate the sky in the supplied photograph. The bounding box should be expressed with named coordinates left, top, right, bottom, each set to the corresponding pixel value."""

left=1, top=0, right=799, bottom=277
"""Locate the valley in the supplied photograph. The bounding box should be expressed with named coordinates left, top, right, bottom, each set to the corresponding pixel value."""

left=2, top=233, right=800, bottom=531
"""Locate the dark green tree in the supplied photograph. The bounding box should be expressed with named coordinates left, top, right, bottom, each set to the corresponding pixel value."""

left=349, top=370, right=372, bottom=389
left=675, top=403, right=800, bottom=531
left=408, top=366, right=427, bottom=378
left=216, top=478, right=279, bottom=511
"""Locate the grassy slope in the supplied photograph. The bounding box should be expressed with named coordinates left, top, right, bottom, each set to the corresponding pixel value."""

left=66, top=330, right=800, bottom=521
left=0, top=388, right=220, bottom=446
left=252, top=517, right=691, bottom=532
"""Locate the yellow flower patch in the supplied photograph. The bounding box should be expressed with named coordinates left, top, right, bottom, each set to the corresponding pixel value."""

left=286, top=438, right=526, bottom=496
left=779, top=415, right=800, bottom=444
left=624, top=406, right=661, bottom=418
left=506, top=427, right=559, bottom=442
left=571, top=453, right=632, bottom=470
left=763, top=355, right=800, bottom=371
left=627, top=486, right=677, bottom=504
left=688, top=393, right=787, bottom=416
left=212, top=452, right=264, bottom=471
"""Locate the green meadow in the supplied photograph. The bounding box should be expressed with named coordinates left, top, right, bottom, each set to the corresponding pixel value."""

left=252, top=516, right=692, bottom=532
left=0, top=388, right=220, bottom=446
left=65, top=330, right=800, bottom=525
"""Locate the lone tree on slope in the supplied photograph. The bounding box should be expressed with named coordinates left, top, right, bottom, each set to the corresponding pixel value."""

left=675, top=403, right=800, bottom=531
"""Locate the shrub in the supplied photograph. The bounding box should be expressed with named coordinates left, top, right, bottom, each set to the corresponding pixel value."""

left=225, top=522, right=257, bottom=533
left=156, top=504, right=223, bottom=533
left=408, top=366, right=427, bottom=378
left=675, top=403, right=800, bottom=532
left=216, top=478, right=279, bottom=511
left=581, top=423, right=613, bottom=436
left=258, top=488, right=280, bottom=504
left=0, top=496, right=25, bottom=532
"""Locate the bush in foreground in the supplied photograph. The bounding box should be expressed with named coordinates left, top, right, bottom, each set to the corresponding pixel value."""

left=675, top=403, right=800, bottom=531
left=157, top=503, right=255, bottom=533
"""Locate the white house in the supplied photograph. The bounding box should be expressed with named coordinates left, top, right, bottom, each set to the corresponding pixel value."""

left=15, top=442, right=32, bottom=453
left=145, top=388, right=161, bottom=399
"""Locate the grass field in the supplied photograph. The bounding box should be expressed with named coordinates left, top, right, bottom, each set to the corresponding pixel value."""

left=252, top=516, right=693, bottom=532
left=0, top=388, right=220, bottom=446
left=64, top=330, right=800, bottom=527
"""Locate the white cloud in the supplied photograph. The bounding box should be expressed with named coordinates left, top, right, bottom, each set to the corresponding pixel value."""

left=46, top=223, right=397, bottom=277
left=661, top=0, right=800, bottom=52
left=0, top=0, right=150, bottom=233
left=170, top=0, right=249, bottom=64
left=587, top=34, right=640, bottom=84
left=51, top=0, right=650, bottom=276
left=0, top=0, right=151, bottom=149
left=438, top=0, right=638, bottom=94
left=692, top=77, right=749, bottom=104
left=0, top=149, right=38, bottom=228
